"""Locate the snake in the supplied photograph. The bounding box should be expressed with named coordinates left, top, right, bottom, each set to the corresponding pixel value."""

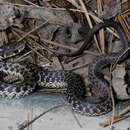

left=0, top=20, right=129, bottom=116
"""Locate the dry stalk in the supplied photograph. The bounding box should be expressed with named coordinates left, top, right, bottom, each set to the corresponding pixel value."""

left=52, top=57, right=64, bottom=70
left=108, top=29, right=114, bottom=53
left=100, top=113, right=130, bottom=127
left=12, top=28, right=100, bottom=56
left=69, top=8, right=120, bottom=38
left=100, top=47, right=130, bottom=128
left=23, top=0, right=40, bottom=7
left=112, top=47, right=130, bottom=70
left=0, top=2, right=122, bottom=39
left=17, top=21, right=49, bottom=43
left=118, top=106, right=130, bottom=116
left=60, top=98, right=82, bottom=128
left=38, top=88, right=66, bottom=94
left=109, top=65, right=115, bottom=130
left=26, top=38, right=52, bottom=63
left=67, top=0, right=81, bottom=9
left=97, top=0, right=105, bottom=54
left=14, top=33, right=50, bottom=63
left=1, top=31, right=8, bottom=44
left=18, top=104, right=65, bottom=130
left=66, top=62, right=89, bottom=71
left=27, top=112, right=30, bottom=130
left=30, top=108, right=33, bottom=130
left=43, top=0, right=52, bottom=7
left=13, top=51, right=32, bottom=62
left=79, top=0, right=102, bottom=53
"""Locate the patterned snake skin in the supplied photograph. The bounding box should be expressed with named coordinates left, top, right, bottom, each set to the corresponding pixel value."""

left=42, top=20, right=130, bottom=115
left=0, top=20, right=129, bottom=116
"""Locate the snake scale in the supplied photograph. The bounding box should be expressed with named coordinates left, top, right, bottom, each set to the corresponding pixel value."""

left=0, top=20, right=129, bottom=116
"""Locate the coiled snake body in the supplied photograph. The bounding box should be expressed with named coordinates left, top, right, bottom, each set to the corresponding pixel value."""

left=0, top=20, right=129, bottom=116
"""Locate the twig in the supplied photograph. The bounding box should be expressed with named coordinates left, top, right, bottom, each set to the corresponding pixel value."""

left=109, top=64, right=115, bottom=130
left=79, top=0, right=102, bottom=53
left=27, top=112, right=30, bottom=130
left=67, top=0, right=81, bottom=9
left=108, top=29, right=114, bottom=53
left=18, top=104, right=65, bottom=130
left=60, top=98, right=82, bottom=128
left=118, top=106, right=130, bottom=116
left=100, top=47, right=130, bottom=128
left=52, top=57, right=64, bottom=70
left=69, top=9, right=120, bottom=38
left=97, top=0, right=105, bottom=54
left=30, top=108, right=33, bottom=130
left=12, top=29, right=52, bottom=63
left=12, top=27, right=100, bottom=56
left=100, top=104, right=130, bottom=127
left=13, top=51, right=32, bottom=62
left=38, top=88, right=66, bottom=94
left=17, top=21, right=49, bottom=43
left=0, top=2, right=123, bottom=39
left=66, top=62, right=89, bottom=71
left=23, top=0, right=40, bottom=7
left=26, top=38, right=52, bottom=63
left=112, top=47, right=130, bottom=70
left=100, top=113, right=130, bottom=127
